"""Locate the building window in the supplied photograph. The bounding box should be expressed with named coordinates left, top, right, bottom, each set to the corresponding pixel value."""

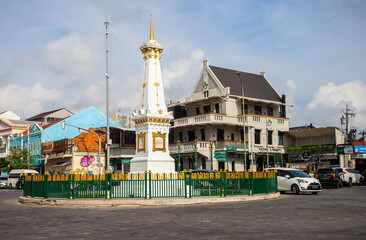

left=203, top=105, right=211, bottom=114
left=217, top=129, right=225, bottom=141
left=188, top=130, right=195, bottom=142
left=200, top=129, right=206, bottom=141
left=195, top=107, right=200, bottom=115
left=202, top=158, right=206, bottom=169
left=178, top=132, right=183, bottom=142
left=232, top=161, right=235, bottom=172
left=215, top=103, right=220, bottom=113
left=204, top=91, right=209, bottom=98
left=278, top=131, right=284, bottom=145
left=268, top=130, right=273, bottom=145
left=255, top=130, right=261, bottom=144
left=231, top=133, right=235, bottom=140
left=254, top=106, right=262, bottom=115
left=240, top=104, right=248, bottom=114
left=267, top=107, right=273, bottom=116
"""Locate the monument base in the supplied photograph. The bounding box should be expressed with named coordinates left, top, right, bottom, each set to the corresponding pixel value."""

left=130, top=155, right=176, bottom=173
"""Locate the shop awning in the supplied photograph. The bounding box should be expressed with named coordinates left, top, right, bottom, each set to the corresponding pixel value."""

left=52, top=161, right=71, bottom=167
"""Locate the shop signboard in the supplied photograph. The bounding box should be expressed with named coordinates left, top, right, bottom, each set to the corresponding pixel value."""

left=42, top=139, right=68, bottom=154
left=42, top=141, right=53, bottom=154
left=337, top=146, right=353, bottom=154
left=53, top=139, right=67, bottom=152
left=301, top=151, right=311, bottom=161
left=121, top=159, right=131, bottom=164
left=354, top=145, right=366, bottom=154
left=226, top=146, right=237, bottom=152
left=214, top=150, right=227, bottom=162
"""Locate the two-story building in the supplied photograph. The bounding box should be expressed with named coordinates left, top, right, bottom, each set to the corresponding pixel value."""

left=168, top=60, right=289, bottom=171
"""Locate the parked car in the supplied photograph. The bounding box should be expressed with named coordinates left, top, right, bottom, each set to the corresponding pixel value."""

left=316, top=168, right=343, bottom=188
left=7, top=169, right=38, bottom=189
left=0, top=176, right=8, bottom=188
left=266, top=167, right=322, bottom=195
left=334, top=168, right=362, bottom=187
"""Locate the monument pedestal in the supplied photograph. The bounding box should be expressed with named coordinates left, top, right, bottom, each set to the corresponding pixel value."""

left=130, top=155, right=175, bottom=173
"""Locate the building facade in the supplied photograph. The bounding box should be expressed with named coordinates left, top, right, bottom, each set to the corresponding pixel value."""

left=285, top=126, right=347, bottom=170
left=168, top=60, right=289, bottom=172
left=26, top=108, right=73, bottom=124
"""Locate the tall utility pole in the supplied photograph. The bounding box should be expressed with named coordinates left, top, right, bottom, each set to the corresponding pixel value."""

left=104, top=19, right=110, bottom=173
left=340, top=104, right=355, bottom=143
left=359, top=130, right=366, bottom=146
left=236, top=72, right=247, bottom=171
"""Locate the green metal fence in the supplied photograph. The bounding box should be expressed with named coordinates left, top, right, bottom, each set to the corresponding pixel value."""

left=150, top=172, right=186, bottom=198
left=23, top=170, right=277, bottom=199
left=110, top=173, right=146, bottom=198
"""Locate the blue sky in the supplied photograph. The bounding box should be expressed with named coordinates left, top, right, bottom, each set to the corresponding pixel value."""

left=0, top=0, right=365, bottom=132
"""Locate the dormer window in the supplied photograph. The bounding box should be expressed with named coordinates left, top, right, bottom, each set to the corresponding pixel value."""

left=203, top=90, right=209, bottom=98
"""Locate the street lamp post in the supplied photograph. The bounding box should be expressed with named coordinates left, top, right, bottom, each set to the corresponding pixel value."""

left=236, top=72, right=247, bottom=171
left=266, top=119, right=272, bottom=168
left=193, top=139, right=198, bottom=170
left=209, top=139, right=214, bottom=170
left=104, top=20, right=110, bottom=173
left=177, top=140, right=181, bottom=172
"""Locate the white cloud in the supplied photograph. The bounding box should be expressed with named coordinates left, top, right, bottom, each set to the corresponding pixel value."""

left=0, top=82, right=61, bottom=118
left=305, top=80, right=366, bottom=130
left=162, top=49, right=204, bottom=88
left=44, top=32, right=103, bottom=76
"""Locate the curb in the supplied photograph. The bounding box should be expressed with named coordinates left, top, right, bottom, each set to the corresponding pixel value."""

left=18, top=193, right=280, bottom=207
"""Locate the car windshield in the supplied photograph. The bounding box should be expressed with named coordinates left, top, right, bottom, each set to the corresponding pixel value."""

left=288, top=170, right=311, bottom=178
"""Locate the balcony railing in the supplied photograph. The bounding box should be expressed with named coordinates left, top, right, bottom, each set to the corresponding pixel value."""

left=214, top=140, right=247, bottom=150
left=110, top=147, right=135, bottom=156
left=173, top=113, right=239, bottom=127
left=169, top=141, right=210, bottom=154
left=169, top=140, right=248, bottom=154
left=173, top=113, right=288, bottom=128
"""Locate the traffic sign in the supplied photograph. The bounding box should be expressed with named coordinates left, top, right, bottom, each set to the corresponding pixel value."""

left=214, top=151, right=228, bottom=162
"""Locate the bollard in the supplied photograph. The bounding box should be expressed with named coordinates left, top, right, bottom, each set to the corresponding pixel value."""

left=44, top=172, right=49, bottom=200
left=265, top=170, right=269, bottom=195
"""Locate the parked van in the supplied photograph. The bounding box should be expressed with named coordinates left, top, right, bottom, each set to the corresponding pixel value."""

left=7, top=169, right=39, bottom=189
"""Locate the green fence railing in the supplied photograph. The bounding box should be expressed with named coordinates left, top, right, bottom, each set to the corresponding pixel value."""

left=23, top=170, right=277, bottom=200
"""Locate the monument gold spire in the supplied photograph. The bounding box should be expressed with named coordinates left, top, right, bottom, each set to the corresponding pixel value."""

left=150, top=15, right=154, bottom=40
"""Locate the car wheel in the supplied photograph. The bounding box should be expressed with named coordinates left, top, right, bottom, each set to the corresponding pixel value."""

left=280, top=191, right=285, bottom=194
left=349, top=178, right=352, bottom=187
left=291, top=185, right=299, bottom=195
left=312, top=192, right=318, bottom=195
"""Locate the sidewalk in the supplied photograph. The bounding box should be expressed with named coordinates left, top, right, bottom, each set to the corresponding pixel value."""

left=18, top=193, right=280, bottom=207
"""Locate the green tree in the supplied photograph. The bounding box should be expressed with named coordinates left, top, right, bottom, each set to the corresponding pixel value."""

left=0, top=157, right=8, bottom=168
left=8, top=147, right=29, bottom=169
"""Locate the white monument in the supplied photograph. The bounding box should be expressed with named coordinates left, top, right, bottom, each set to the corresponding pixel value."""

left=130, top=17, right=175, bottom=173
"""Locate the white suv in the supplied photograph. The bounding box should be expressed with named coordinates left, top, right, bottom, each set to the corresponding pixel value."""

left=267, top=168, right=322, bottom=195
left=334, top=168, right=361, bottom=187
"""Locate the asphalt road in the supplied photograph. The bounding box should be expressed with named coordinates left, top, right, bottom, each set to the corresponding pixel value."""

left=0, top=186, right=366, bottom=240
